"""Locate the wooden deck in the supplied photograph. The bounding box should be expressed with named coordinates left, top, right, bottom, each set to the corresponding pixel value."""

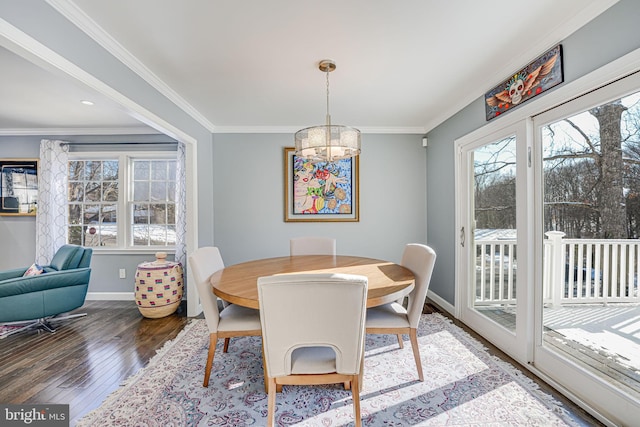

left=477, top=303, right=640, bottom=399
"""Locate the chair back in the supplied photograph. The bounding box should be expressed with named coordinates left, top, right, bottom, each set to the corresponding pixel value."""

left=289, top=236, right=336, bottom=256
left=188, top=247, right=225, bottom=333
left=48, top=245, right=89, bottom=271
left=258, top=273, right=367, bottom=378
left=402, top=244, right=437, bottom=328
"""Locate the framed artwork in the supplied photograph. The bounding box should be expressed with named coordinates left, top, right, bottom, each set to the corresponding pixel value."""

left=485, top=44, right=563, bottom=121
left=0, top=159, right=38, bottom=216
left=284, top=147, right=359, bottom=222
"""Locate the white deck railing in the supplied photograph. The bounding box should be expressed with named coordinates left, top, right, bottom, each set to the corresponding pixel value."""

left=475, top=231, right=640, bottom=307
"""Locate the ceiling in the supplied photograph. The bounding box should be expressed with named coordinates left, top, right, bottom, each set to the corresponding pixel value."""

left=0, top=1, right=618, bottom=136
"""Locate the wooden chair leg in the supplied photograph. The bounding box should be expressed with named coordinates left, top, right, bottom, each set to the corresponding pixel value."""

left=351, top=374, right=362, bottom=427
left=409, top=328, right=424, bottom=381
left=223, top=337, right=231, bottom=353
left=396, top=333, right=404, bottom=348
left=267, top=377, right=277, bottom=427
left=203, top=333, right=217, bottom=387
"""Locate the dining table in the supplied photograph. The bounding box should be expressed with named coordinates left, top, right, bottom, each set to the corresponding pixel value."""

left=210, top=254, right=415, bottom=310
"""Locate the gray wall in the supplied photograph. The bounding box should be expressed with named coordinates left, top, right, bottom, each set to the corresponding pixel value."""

left=213, top=133, right=427, bottom=266
left=0, top=132, right=427, bottom=293
left=425, top=0, right=640, bottom=306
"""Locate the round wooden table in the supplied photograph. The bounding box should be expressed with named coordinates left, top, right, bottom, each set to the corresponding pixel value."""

left=211, top=255, right=415, bottom=309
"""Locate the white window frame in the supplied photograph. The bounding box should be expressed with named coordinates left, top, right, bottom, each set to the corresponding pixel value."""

left=68, top=151, right=177, bottom=253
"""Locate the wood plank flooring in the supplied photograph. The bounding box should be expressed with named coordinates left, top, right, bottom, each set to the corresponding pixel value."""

left=0, top=300, right=189, bottom=425
left=0, top=300, right=602, bottom=426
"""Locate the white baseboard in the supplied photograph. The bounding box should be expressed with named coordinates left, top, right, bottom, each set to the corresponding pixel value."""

left=427, top=290, right=455, bottom=317
left=86, top=292, right=134, bottom=301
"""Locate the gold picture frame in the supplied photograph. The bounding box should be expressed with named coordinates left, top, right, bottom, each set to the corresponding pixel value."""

left=284, top=147, right=359, bottom=222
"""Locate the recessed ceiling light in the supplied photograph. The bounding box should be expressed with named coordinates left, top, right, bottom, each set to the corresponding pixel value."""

left=80, top=100, right=94, bottom=106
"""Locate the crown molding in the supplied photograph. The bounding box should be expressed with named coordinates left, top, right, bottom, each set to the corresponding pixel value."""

left=47, top=0, right=217, bottom=133
left=0, top=126, right=161, bottom=136
left=212, top=125, right=427, bottom=135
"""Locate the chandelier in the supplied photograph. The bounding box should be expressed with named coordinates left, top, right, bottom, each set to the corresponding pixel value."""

left=294, top=60, right=361, bottom=163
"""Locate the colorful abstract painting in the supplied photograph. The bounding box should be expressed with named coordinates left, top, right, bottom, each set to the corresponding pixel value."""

left=485, top=44, right=563, bottom=121
left=284, top=147, right=359, bottom=222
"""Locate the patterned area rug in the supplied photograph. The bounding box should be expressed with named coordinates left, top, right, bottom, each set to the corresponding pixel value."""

left=77, top=314, right=590, bottom=426
left=0, top=323, right=32, bottom=339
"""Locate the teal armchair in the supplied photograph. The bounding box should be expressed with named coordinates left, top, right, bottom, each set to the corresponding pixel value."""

left=0, top=245, right=92, bottom=336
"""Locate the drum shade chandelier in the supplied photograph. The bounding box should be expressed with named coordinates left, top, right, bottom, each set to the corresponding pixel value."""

left=294, top=60, right=361, bottom=163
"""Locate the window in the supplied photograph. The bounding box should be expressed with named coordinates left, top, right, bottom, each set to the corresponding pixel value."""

left=67, top=153, right=177, bottom=249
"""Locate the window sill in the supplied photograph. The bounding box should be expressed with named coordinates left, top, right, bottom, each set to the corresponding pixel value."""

left=90, top=248, right=176, bottom=256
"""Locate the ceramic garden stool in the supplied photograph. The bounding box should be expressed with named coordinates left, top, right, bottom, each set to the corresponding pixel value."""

left=135, top=252, right=184, bottom=318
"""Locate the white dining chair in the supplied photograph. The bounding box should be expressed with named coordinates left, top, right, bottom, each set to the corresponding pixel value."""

left=289, top=236, right=336, bottom=256
left=258, top=273, right=368, bottom=427
left=189, top=246, right=262, bottom=387
left=365, top=243, right=436, bottom=381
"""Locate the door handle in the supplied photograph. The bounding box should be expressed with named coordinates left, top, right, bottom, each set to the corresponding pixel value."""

left=460, top=226, right=465, bottom=247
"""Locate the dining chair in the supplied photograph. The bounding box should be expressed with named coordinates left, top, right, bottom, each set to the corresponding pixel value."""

left=289, top=236, right=337, bottom=256
left=365, top=243, right=436, bottom=381
left=188, top=246, right=262, bottom=387
left=258, top=273, right=368, bottom=427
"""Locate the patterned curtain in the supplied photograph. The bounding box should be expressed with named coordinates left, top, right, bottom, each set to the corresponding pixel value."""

left=36, top=140, right=69, bottom=265
left=175, top=141, right=187, bottom=274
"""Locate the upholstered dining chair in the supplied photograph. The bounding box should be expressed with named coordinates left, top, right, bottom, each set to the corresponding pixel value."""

left=289, top=236, right=336, bottom=256
left=189, top=246, right=261, bottom=387
left=258, top=273, right=368, bottom=427
left=365, top=243, right=436, bottom=381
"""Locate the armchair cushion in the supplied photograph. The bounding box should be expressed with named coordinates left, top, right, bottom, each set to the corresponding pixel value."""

left=47, top=245, right=86, bottom=271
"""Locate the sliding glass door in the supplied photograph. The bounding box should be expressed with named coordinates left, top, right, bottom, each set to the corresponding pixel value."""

left=456, top=122, right=533, bottom=363
left=533, top=73, right=640, bottom=422
left=457, top=71, right=640, bottom=425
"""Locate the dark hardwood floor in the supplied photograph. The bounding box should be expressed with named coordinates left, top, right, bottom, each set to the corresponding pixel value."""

left=0, top=300, right=603, bottom=426
left=0, top=300, right=190, bottom=425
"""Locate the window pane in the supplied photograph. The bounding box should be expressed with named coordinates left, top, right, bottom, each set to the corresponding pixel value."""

left=149, top=225, right=167, bottom=246
left=134, top=160, right=150, bottom=180
left=133, top=225, right=149, bottom=245
left=85, top=182, right=101, bottom=202
left=166, top=225, right=176, bottom=245
left=103, top=181, right=118, bottom=202
left=167, top=204, right=175, bottom=224
left=150, top=204, right=166, bottom=224
left=84, top=225, right=101, bottom=247
left=83, top=204, right=100, bottom=224
left=85, top=161, right=102, bottom=180
left=69, top=182, right=84, bottom=202
left=100, top=205, right=117, bottom=247
left=167, top=181, right=176, bottom=202
left=69, top=205, right=82, bottom=224
left=68, top=226, right=83, bottom=245
left=103, top=161, right=119, bottom=180
left=168, top=161, right=176, bottom=179
left=150, top=181, right=166, bottom=202
left=68, top=161, right=84, bottom=180
left=133, top=181, right=149, bottom=201
left=133, top=203, right=149, bottom=224
left=151, top=161, right=167, bottom=180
